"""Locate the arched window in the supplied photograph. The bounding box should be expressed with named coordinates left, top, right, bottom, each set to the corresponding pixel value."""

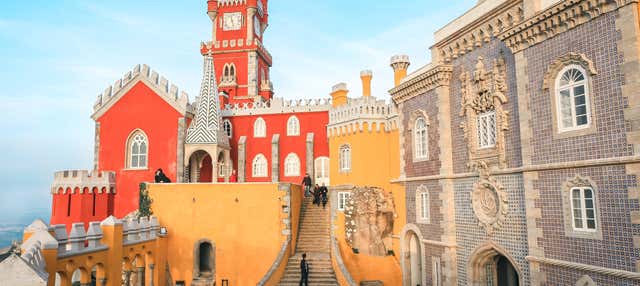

left=414, top=117, right=428, bottom=160
left=254, top=117, right=266, bottom=138
left=223, top=119, right=232, bottom=138
left=222, top=63, right=237, bottom=83
left=339, top=145, right=351, bottom=172
left=127, top=130, right=148, bottom=169
left=571, top=187, right=597, bottom=231
left=556, top=65, right=591, bottom=132
left=252, top=154, right=268, bottom=177
left=287, top=116, right=300, bottom=136
left=314, top=157, right=330, bottom=185
left=416, top=185, right=430, bottom=224
left=284, top=153, right=301, bottom=177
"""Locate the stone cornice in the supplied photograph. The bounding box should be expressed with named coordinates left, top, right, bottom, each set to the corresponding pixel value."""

left=390, top=65, right=453, bottom=104
left=500, top=0, right=639, bottom=53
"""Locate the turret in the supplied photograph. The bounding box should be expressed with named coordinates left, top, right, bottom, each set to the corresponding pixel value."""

left=330, top=83, right=349, bottom=107
left=207, top=1, right=219, bottom=42
left=390, top=55, right=410, bottom=87
left=360, top=70, right=372, bottom=97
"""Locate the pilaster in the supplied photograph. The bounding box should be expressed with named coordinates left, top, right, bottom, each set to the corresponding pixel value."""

left=176, top=117, right=186, bottom=183
left=271, top=134, right=280, bottom=182
left=238, top=136, right=247, bottom=182
left=93, top=122, right=100, bottom=171
left=306, top=133, right=314, bottom=183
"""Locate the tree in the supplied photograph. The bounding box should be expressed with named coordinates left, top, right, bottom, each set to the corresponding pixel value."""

left=138, top=182, right=153, bottom=218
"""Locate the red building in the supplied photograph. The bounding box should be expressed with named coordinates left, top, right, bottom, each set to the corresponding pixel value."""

left=49, top=0, right=330, bottom=228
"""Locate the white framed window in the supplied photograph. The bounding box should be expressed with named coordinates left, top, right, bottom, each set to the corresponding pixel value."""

left=571, top=187, right=597, bottom=231
left=223, top=119, right=232, bottom=138
left=287, top=116, right=300, bottom=136
left=477, top=111, right=496, bottom=148
left=338, top=192, right=351, bottom=211
left=414, top=117, right=428, bottom=160
left=314, top=157, right=330, bottom=186
left=339, top=145, right=351, bottom=172
left=432, top=256, right=442, bottom=286
left=253, top=117, right=266, bottom=138
left=416, top=185, right=430, bottom=224
left=556, top=65, right=591, bottom=132
left=127, top=130, right=148, bottom=169
left=252, top=154, right=268, bottom=177
left=284, top=153, right=301, bottom=177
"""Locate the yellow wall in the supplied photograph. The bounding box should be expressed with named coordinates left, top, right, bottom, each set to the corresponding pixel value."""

left=148, top=183, right=301, bottom=286
left=328, top=121, right=406, bottom=284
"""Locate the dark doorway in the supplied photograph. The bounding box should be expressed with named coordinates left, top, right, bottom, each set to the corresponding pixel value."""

left=496, top=255, right=518, bottom=286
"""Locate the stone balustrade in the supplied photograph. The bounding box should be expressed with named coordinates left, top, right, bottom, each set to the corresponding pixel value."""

left=51, top=169, right=116, bottom=194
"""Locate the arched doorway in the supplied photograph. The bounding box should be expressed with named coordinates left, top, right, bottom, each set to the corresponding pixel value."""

left=468, top=243, right=520, bottom=286
left=400, top=224, right=425, bottom=286
left=186, top=150, right=213, bottom=183
left=193, top=239, right=215, bottom=284
left=314, top=157, right=330, bottom=186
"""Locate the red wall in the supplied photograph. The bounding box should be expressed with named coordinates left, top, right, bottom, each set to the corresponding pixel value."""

left=97, top=81, right=184, bottom=217
left=50, top=188, right=114, bottom=232
left=225, top=111, right=329, bottom=184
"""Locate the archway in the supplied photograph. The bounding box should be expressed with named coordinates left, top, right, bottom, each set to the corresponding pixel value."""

left=468, top=243, right=521, bottom=286
left=400, top=224, right=426, bottom=286
left=193, top=239, right=215, bottom=283
left=186, top=150, right=213, bottom=183
left=216, top=152, right=226, bottom=182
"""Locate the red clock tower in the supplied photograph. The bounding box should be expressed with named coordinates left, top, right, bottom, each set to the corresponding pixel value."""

left=202, top=0, right=273, bottom=106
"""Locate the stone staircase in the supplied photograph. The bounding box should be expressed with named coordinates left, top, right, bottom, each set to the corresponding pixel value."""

left=278, top=197, right=339, bottom=285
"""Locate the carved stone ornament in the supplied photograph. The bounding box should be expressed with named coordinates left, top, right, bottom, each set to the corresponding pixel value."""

left=459, top=56, right=509, bottom=169
left=344, top=186, right=397, bottom=256
left=542, top=52, right=597, bottom=90
left=470, top=161, right=508, bottom=236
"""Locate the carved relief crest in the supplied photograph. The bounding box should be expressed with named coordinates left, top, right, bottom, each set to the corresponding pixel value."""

left=470, top=162, right=508, bottom=235
left=344, top=186, right=397, bottom=256
left=459, top=56, right=510, bottom=169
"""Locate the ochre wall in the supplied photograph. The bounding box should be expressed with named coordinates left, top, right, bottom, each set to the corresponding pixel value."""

left=148, top=183, right=301, bottom=286
left=328, top=122, right=405, bottom=284
left=97, top=81, right=184, bottom=217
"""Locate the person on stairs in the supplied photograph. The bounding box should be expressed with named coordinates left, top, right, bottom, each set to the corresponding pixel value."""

left=313, top=184, right=321, bottom=206
left=320, top=183, right=328, bottom=209
left=301, top=173, right=313, bottom=197
left=300, top=253, right=309, bottom=286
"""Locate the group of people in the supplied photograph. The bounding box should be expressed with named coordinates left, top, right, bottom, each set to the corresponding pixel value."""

left=301, top=174, right=328, bottom=208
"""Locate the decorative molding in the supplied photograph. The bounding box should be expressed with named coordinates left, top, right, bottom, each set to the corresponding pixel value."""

left=470, top=162, right=508, bottom=235
left=433, top=0, right=523, bottom=63
left=459, top=56, right=510, bottom=169
left=561, top=175, right=603, bottom=240
left=576, top=275, right=597, bottom=286
left=390, top=65, right=453, bottom=104
left=221, top=97, right=331, bottom=116
left=92, top=64, right=191, bottom=120
left=415, top=185, right=431, bottom=224
left=526, top=255, right=640, bottom=280
left=500, top=0, right=639, bottom=53
left=328, top=96, right=398, bottom=137
left=543, top=52, right=598, bottom=90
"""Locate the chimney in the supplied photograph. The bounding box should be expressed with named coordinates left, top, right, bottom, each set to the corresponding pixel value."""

left=360, top=70, right=372, bottom=97
left=390, top=55, right=410, bottom=87
left=330, top=83, right=349, bottom=107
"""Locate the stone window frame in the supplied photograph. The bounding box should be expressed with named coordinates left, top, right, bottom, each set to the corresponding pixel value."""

left=125, top=129, right=149, bottom=170
left=477, top=110, right=497, bottom=149
left=223, top=119, right=232, bottom=138
left=193, top=239, right=215, bottom=280
left=408, top=110, right=430, bottom=162
left=253, top=117, right=266, bottom=138
left=431, top=256, right=442, bottom=286
left=337, top=191, right=350, bottom=211
left=543, top=53, right=598, bottom=139
left=575, top=275, right=596, bottom=286
left=221, top=63, right=237, bottom=85
left=561, top=175, right=603, bottom=240
left=251, top=153, right=268, bottom=178
left=415, top=185, right=430, bottom=224
left=283, top=153, right=300, bottom=177
left=286, top=115, right=300, bottom=136
left=339, top=144, right=351, bottom=173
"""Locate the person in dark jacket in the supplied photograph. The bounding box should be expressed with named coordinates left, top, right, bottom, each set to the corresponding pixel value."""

left=312, top=184, right=321, bottom=206
left=301, top=173, right=312, bottom=197
left=320, top=183, right=328, bottom=209
left=154, top=169, right=171, bottom=183
left=299, top=253, right=309, bottom=286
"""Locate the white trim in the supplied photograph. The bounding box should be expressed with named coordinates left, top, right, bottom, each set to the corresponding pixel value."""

left=414, top=117, right=429, bottom=161
left=223, top=119, right=232, bottom=138
left=570, top=187, right=597, bottom=232
left=339, top=144, right=351, bottom=172
left=125, top=129, right=149, bottom=169
left=253, top=117, right=266, bottom=138
left=555, top=65, right=592, bottom=133
left=283, top=153, right=301, bottom=177
left=416, top=185, right=430, bottom=224
left=286, top=115, right=300, bottom=136
left=477, top=111, right=497, bottom=149
left=337, top=192, right=350, bottom=211
left=252, top=154, right=268, bottom=177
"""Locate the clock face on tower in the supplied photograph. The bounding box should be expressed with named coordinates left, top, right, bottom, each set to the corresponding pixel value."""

left=223, top=12, right=242, bottom=31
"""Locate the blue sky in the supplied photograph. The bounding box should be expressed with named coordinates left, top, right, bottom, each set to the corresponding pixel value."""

left=0, top=0, right=476, bottom=220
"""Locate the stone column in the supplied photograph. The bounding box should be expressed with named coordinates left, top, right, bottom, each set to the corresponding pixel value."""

left=148, top=264, right=155, bottom=286
left=136, top=267, right=144, bottom=286
left=305, top=133, right=315, bottom=183
left=246, top=7, right=257, bottom=44
left=238, top=136, right=247, bottom=182
left=176, top=118, right=186, bottom=183
left=124, top=270, right=132, bottom=286
left=271, top=134, right=280, bottom=182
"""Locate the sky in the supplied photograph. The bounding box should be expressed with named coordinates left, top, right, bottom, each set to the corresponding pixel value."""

left=0, top=0, right=476, bottom=221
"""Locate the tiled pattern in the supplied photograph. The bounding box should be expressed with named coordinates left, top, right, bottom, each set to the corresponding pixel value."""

left=524, top=12, right=634, bottom=165
left=542, top=264, right=638, bottom=286
left=401, top=90, right=442, bottom=178
left=454, top=175, right=530, bottom=285
left=449, top=39, right=523, bottom=174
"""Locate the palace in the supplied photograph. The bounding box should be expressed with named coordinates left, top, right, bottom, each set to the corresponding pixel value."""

left=2, top=0, right=640, bottom=285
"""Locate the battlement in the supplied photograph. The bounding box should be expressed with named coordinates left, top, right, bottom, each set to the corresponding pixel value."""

left=51, top=170, right=116, bottom=194
left=92, top=64, right=191, bottom=119
left=218, top=0, right=247, bottom=7
left=220, top=97, right=331, bottom=116
left=328, top=96, right=399, bottom=136
left=202, top=38, right=273, bottom=63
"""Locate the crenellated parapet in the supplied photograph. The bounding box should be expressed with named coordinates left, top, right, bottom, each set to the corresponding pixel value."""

left=51, top=170, right=116, bottom=194
left=92, top=64, right=191, bottom=120
left=201, top=38, right=273, bottom=64
left=327, top=96, right=399, bottom=137
left=218, top=0, right=247, bottom=7
left=220, top=97, right=331, bottom=116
